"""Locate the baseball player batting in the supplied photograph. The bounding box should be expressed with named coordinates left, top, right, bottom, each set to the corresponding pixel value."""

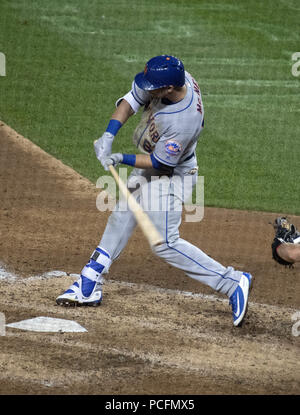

left=56, top=55, right=253, bottom=327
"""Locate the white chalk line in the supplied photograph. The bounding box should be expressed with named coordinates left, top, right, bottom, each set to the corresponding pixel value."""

left=0, top=264, right=298, bottom=314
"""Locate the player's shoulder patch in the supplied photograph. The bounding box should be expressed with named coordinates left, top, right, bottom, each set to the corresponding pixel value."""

left=165, top=140, right=182, bottom=156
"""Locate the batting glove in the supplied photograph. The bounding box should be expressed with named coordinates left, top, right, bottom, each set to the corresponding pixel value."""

left=94, top=132, right=114, bottom=161
left=101, top=153, right=123, bottom=171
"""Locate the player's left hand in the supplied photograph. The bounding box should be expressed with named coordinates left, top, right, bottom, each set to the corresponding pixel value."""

left=94, top=132, right=114, bottom=161
left=101, top=153, right=123, bottom=171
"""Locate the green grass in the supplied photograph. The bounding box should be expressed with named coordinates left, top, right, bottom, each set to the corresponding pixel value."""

left=0, top=0, right=299, bottom=214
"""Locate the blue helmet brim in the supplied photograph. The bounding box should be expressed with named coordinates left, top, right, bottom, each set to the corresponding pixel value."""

left=134, top=71, right=165, bottom=91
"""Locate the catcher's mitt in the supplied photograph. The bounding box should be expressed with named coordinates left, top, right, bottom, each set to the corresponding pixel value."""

left=271, top=217, right=300, bottom=266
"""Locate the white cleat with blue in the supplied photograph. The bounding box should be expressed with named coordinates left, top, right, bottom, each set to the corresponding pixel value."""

left=229, top=272, right=253, bottom=327
left=56, top=247, right=111, bottom=307
left=56, top=275, right=103, bottom=307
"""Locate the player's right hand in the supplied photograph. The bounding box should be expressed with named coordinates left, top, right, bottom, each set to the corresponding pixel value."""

left=94, top=132, right=114, bottom=161
left=101, top=153, right=123, bottom=171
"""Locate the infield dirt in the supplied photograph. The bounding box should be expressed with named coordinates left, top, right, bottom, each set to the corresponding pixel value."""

left=0, top=121, right=299, bottom=395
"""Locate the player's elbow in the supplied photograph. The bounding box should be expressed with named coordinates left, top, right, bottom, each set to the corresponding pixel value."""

left=288, top=247, right=300, bottom=262
left=277, top=244, right=300, bottom=263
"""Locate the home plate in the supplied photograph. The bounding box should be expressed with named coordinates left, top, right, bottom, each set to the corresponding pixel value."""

left=6, top=317, right=87, bottom=333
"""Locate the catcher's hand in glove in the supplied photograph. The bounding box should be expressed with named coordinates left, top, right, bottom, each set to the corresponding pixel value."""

left=271, top=217, right=300, bottom=266
left=101, top=153, right=123, bottom=171
left=94, top=132, right=114, bottom=161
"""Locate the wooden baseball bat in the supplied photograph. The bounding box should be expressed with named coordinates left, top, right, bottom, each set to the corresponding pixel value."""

left=108, top=165, right=163, bottom=247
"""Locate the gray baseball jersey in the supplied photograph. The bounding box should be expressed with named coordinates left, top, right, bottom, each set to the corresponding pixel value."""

left=121, top=71, right=204, bottom=174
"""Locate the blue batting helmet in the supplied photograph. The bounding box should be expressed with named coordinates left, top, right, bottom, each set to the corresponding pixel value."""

left=134, top=55, right=185, bottom=91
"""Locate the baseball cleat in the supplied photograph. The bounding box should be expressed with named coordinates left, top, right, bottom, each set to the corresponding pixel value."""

left=229, top=272, right=253, bottom=327
left=56, top=275, right=103, bottom=307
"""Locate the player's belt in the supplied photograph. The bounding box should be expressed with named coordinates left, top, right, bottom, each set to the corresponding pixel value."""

left=183, top=152, right=195, bottom=162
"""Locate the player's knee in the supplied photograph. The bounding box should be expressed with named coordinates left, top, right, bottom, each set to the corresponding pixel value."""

left=152, top=236, right=179, bottom=257
left=152, top=241, right=168, bottom=257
